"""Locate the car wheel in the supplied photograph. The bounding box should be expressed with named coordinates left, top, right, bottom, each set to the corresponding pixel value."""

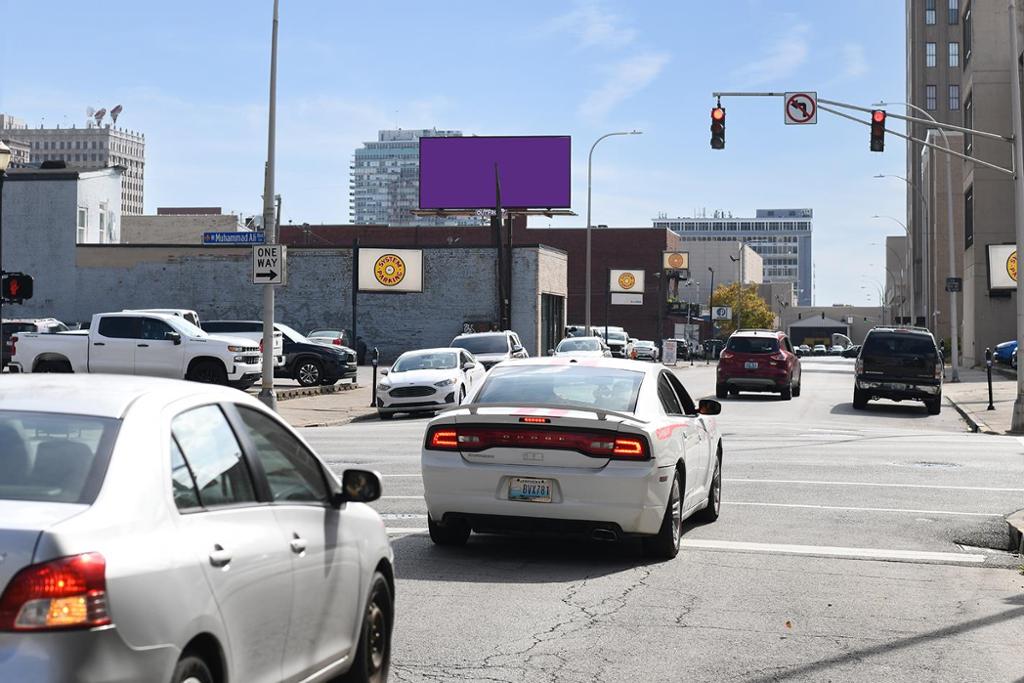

left=171, top=655, right=214, bottom=683
left=341, top=571, right=393, bottom=683
left=696, top=456, right=722, bottom=523
left=793, top=381, right=802, bottom=397
left=926, top=398, right=942, bottom=415
left=1013, top=354, right=1018, bottom=370
left=428, top=515, right=470, bottom=546
left=186, top=360, right=228, bottom=385
left=643, top=469, right=682, bottom=560
left=853, top=388, right=868, bottom=410
left=780, top=384, right=793, bottom=401
left=716, top=383, right=728, bottom=399
left=296, top=359, right=323, bottom=387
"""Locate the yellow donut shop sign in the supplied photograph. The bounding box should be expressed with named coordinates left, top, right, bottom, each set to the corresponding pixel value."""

left=610, top=269, right=645, bottom=293
left=987, top=244, right=1018, bottom=291
left=358, top=248, right=424, bottom=292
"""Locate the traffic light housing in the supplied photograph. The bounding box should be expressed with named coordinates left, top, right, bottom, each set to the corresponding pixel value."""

left=2, top=273, right=34, bottom=303
left=710, top=106, right=726, bottom=150
left=870, top=110, right=886, bottom=152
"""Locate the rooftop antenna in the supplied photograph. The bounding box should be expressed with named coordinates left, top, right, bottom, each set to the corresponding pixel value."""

left=86, top=107, right=95, bottom=127
left=93, top=108, right=107, bottom=127
left=110, top=104, right=123, bottom=125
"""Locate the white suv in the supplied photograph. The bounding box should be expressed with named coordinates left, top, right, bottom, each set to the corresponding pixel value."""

left=450, top=330, right=528, bottom=369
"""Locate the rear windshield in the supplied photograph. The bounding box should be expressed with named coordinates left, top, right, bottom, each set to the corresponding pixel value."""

left=727, top=336, right=779, bottom=354
left=452, top=335, right=509, bottom=354
left=0, top=411, right=119, bottom=504
left=863, top=334, right=937, bottom=358
left=556, top=338, right=601, bottom=352
left=475, top=365, right=644, bottom=413
left=604, top=332, right=627, bottom=342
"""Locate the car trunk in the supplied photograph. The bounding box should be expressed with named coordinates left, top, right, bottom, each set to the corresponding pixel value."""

left=861, top=335, right=938, bottom=381
left=720, top=337, right=784, bottom=373
left=0, top=500, right=89, bottom=592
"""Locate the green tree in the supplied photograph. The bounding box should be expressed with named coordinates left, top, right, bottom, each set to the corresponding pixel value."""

left=710, top=283, right=776, bottom=336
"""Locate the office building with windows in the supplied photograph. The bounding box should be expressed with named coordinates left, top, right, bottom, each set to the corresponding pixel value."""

left=0, top=115, right=145, bottom=215
left=350, top=128, right=486, bottom=227
left=652, top=209, right=813, bottom=305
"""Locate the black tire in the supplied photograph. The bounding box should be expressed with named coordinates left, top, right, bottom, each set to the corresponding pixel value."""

left=853, top=388, right=868, bottom=410
left=780, top=383, right=793, bottom=400
left=792, top=380, right=802, bottom=397
left=186, top=360, right=228, bottom=385
left=716, top=383, right=728, bottom=399
left=427, top=515, right=470, bottom=546
left=171, top=655, right=214, bottom=683
left=295, top=358, right=324, bottom=387
left=378, top=412, right=394, bottom=421
left=341, top=571, right=393, bottom=683
left=643, top=469, right=682, bottom=560
left=37, top=360, right=72, bottom=373
left=696, top=455, right=722, bottom=523
left=926, top=398, right=942, bottom=415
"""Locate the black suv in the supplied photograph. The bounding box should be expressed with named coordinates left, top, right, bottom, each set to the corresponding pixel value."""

left=853, top=327, right=942, bottom=414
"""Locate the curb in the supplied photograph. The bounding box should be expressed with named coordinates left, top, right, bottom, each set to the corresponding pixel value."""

left=290, top=409, right=377, bottom=429
left=258, top=382, right=361, bottom=402
left=1008, top=510, right=1024, bottom=556
left=944, top=394, right=996, bottom=434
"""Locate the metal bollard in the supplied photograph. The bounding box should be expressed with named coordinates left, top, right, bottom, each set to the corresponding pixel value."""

left=370, top=347, right=379, bottom=408
left=985, top=347, right=995, bottom=411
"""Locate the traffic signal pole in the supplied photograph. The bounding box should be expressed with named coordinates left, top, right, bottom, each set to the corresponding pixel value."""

left=258, top=0, right=280, bottom=411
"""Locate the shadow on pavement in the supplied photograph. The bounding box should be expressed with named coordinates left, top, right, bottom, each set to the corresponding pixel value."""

left=829, top=402, right=931, bottom=419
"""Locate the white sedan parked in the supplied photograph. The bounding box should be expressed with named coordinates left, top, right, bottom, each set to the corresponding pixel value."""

left=551, top=336, right=611, bottom=358
left=377, top=348, right=485, bottom=419
left=421, top=358, right=723, bottom=558
left=0, top=375, right=393, bottom=683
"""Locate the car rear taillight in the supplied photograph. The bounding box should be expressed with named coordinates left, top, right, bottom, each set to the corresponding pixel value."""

left=333, top=339, right=342, bottom=346
left=425, top=425, right=650, bottom=460
left=856, top=358, right=863, bottom=375
left=0, top=553, right=110, bottom=632
left=935, top=362, right=942, bottom=380
left=719, top=351, right=734, bottom=362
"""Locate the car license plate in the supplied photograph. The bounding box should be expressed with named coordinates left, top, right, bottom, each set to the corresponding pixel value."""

left=509, top=477, right=553, bottom=503
left=745, top=361, right=759, bottom=369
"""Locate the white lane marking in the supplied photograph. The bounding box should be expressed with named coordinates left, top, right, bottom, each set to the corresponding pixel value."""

left=725, top=478, right=1024, bottom=493
left=388, top=528, right=427, bottom=535
left=727, top=501, right=1002, bottom=517
left=680, top=539, right=986, bottom=564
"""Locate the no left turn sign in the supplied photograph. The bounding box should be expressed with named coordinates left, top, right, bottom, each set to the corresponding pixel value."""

left=784, top=91, right=817, bottom=125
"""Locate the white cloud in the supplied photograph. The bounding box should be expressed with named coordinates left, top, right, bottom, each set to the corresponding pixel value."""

left=539, top=0, right=637, bottom=50
left=730, top=23, right=810, bottom=87
left=580, top=52, right=670, bottom=119
left=841, top=43, right=868, bottom=79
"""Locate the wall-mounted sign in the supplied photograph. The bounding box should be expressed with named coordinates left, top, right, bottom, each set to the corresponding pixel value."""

left=662, top=251, right=689, bottom=271
left=712, top=306, right=732, bottom=321
left=987, top=244, right=1017, bottom=290
left=358, top=248, right=424, bottom=292
left=611, top=293, right=643, bottom=305
left=610, top=269, right=644, bottom=293
left=945, top=277, right=962, bottom=293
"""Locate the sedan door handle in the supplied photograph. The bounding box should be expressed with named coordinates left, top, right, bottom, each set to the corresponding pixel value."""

left=137, top=343, right=149, bottom=348
left=290, top=535, right=307, bottom=555
left=93, top=342, right=105, bottom=346
left=208, top=545, right=232, bottom=568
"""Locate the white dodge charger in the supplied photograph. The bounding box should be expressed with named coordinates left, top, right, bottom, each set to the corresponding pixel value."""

left=420, top=358, right=723, bottom=559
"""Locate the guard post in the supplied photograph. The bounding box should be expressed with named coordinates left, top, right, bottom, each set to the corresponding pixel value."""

left=985, top=347, right=995, bottom=411
left=370, top=347, right=380, bottom=409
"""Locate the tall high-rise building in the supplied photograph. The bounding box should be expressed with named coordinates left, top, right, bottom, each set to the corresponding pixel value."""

left=350, top=128, right=486, bottom=227
left=0, top=114, right=145, bottom=215
left=906, top=0, right=964, bottom=327
left=652, top=209, right=813, bottom=305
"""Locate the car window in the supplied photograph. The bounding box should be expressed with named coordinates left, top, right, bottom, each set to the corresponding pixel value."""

left=727, top=336, right=779, bottom=354
left=235, top=407, right=328, bottom=504
left=171, top=405, right=257, bottom=508
left=97, top=316, right=141, bottom=339
left=170, top=438, right=201, bottom=510
left=657, top=373, right=684, bottom=415
left=666, top=373, right=698, bottom=415
left=863, top=334, right=937, bottom=358
left=475, top=365, right=644, bottom=413
left=451, top=334, right=510, bottom=355
left=140, top=318, right=175, bottom=341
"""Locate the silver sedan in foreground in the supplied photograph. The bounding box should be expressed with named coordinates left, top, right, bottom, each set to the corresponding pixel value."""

left=0, top=375, right=394, bottom=683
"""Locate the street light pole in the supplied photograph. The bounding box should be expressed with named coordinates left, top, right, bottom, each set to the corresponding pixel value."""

left=1007, top=0, right=1024, bottom=430
left=585, top=130, right=641, bottom=336
left=258, top=0, right=280, bottom=410
left=875, top=173, right=930, bottom=327
left=0, top=141, right=10, bottom=330
left=872, top=215, right=914, bottom=326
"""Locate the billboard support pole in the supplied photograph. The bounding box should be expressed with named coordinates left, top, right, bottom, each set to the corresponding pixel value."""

left=506, top=212, right=513, bottom=331
left=493, top=163, right=507, bottom=330
left=351, top=238, right=359, bottom=356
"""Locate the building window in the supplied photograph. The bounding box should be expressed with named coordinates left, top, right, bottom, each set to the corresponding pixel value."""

left=949, top=84, right=960, bottom=110
left=926, top=85, right=937, bottom=110
left=926, top=0, right=936, bottom=24
left=77, top=207, right=88, bottom=243
left=949, top=0, right=959, bottom=24
left=964, top=92, right=973, bottom=154
left=949, top=42, right=959, bottom=67
left=926, top=42, right=936, bottom=67
left=964, top=186, right=973, bottom=249
left=964, top=5, right=972, bottom=63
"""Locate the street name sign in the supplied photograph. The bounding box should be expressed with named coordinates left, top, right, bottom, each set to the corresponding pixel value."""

left=252, top=245, right=286, bottom=285
left=204, top=231, right=265, bottom=245
left=784, top=92, right=817, bottom=125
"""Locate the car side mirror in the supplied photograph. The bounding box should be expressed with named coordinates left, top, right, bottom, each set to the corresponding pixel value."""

left=547, top=348, right=555, bottom=356
left=698, top=399, right=722, bottom=416
left=379, top=367, right=389, bottom=376
left=462, top=361, right=475, bottom=370
left=166, top=332, right=182, bottom=345
left=512, top=345, right=524, bottom=354
left=331, top=469, right=382, bottom=507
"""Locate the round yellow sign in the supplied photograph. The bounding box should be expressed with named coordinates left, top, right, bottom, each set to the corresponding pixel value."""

left=1008, top=251, right=1018, bottom=283
left=667, top=253, right=686, bottom=269
left=617, top=272, right=637, bottom=290
left=374, top=253, right=407, bottom=287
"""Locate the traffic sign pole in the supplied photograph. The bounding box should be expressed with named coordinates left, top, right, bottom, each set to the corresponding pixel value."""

left=258, top=0, right=280, bottom=411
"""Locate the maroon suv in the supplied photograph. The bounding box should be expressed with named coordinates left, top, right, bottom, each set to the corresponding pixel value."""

left=716, top=330, right=802, bottom=400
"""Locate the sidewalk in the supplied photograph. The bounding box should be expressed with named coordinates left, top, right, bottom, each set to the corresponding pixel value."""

left=277, top=383, right=376, bottom=427
left=942, top=366, right=1016, bottom=434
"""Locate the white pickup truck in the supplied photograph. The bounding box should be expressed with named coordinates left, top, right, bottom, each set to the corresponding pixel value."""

left=9, top=311, right=263, bottom=388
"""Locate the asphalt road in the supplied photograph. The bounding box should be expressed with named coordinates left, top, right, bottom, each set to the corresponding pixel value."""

left=304, top=357, right=1024, bottom=682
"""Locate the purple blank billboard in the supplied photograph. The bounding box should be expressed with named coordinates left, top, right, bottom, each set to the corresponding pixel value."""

left=419, top=135, right=571, bottom=209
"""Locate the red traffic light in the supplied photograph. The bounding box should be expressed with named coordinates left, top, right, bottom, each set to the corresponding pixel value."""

left=872, top=110, right=886, bottom=123
left=712, top=107, right=725, bottom=121
left=710, top=106, right=726, bottom=150
left=869, top=110, right=886, bottom=152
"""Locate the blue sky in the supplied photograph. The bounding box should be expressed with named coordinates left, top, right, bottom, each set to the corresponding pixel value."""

left=0, top=0, right=907, bottom=306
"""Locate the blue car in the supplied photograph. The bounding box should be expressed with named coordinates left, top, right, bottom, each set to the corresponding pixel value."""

left=994, top=339, right=1018, bottom=365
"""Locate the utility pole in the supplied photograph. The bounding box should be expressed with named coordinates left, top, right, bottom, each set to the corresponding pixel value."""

left=258, top=0, right=280, bottom=410
left=1009, top=0, right=1024, bottom=431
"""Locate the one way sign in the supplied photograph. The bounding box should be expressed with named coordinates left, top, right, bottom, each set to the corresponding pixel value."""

left=252, top=244, right=287, bottom=285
